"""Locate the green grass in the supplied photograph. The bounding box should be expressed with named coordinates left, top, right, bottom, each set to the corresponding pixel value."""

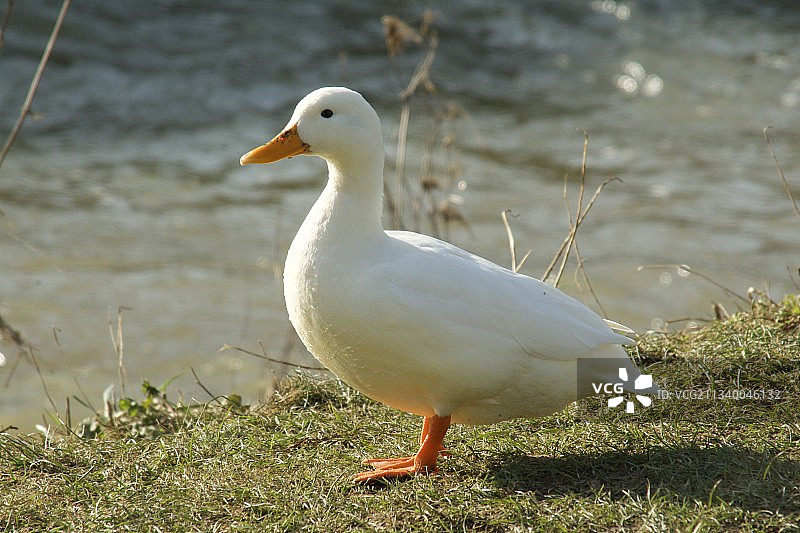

left=1, top=296, right=799, bottom=532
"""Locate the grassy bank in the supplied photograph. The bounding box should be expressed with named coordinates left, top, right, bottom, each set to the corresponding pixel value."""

left=1, top=296, right=799, bottom=532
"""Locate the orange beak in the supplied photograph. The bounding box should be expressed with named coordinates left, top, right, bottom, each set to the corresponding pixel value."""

left=239, top=124, right=310, bottom=165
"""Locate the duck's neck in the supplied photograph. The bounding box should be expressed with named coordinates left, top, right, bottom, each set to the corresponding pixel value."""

left=304, top=154, right=386, bottom=242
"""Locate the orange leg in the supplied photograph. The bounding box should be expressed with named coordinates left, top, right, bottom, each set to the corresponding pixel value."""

left=362, top=416, right=448, bottom=470
left=420, top=416, right=450, bottom=456
left=353, top=414, right=451, bottom=482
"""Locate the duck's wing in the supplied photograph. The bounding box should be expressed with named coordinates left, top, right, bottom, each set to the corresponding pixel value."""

left=380, top=230, right=633, bottom=362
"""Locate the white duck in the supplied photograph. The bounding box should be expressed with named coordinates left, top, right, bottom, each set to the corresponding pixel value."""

left=240, top=87, right=654, bottom=482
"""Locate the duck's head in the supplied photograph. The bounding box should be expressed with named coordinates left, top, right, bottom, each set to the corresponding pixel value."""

left=240, top=87, right=383, bottom=167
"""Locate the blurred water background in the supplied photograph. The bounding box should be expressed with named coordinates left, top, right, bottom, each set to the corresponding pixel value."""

left=1, top=0, right=798, bottom=431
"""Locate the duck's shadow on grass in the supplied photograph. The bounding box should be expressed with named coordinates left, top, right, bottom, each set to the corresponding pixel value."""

left=485, top=446, right=799, bottom=513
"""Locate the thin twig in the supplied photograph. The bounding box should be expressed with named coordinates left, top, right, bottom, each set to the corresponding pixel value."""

left=572, top=238, right=608, bottom=317
left=1, top=208, right=48, bottom=258
left=0, top=0, right=72, bottom=169
left=501, top=210, right=532, bottom=273
left=0, top=0, right=14, bottom=51
left=544, top=138, right=585, bottom=283
left=636, top=264, right=751, bottom=305
left=763, top=126, right=800, bottom=218
left=553, top=174, right=578, bottom=286
left=526, top=130, right=619, bottom=307
left=788, top=265, right=800, bottom=292
left=543, top=176, right=621, bottom=285
left=116, top=307, right=127, bottom=395
left=1, top=312, right=28, bottom=389
left=381, top=15, right=422, bottom=58
left=393, top=101, right=411, bottom=228
left=28, top=343, right=58, bottom=417
left=399, top=32, right=437, bottom=100
left=664, top=316, right=712, bottom=326
left=416, top=114, right=442, bottom=234
left=577, top=129, right=589, bottom=224
left=280, top=324, right=297, bottom=361
left=517, top=249, right=533, bottom=272
left=389, top=26, right=440, bottom=232
left=0, top=312, right=26, bottom=349
left=2, top=351, right=21, bottom=389
left=501, top=210, right=518, bottom=271
left=579, top=177, right=622, bottom=226
left=51, top=325, right=98, bottom=414
left=383, top=180, right=400, bottom=228
left=108, top=306, right=131, bottom=397
left=71, top=380, right=96, bottom=415
left=219, top=343, right=327, bottom=371
left=562, top=132, right=591, bottom=291
left=191, top=366, right=217, bottom=401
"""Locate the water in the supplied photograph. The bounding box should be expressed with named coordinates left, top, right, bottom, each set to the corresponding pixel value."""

left=1, top=0, right=798, bottom=431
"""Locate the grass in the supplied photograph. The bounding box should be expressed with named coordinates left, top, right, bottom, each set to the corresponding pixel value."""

left=1, top=296, right=798, bottom=532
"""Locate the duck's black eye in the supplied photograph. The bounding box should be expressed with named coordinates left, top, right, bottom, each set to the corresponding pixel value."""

left=321, top=109, right=334, bottom=118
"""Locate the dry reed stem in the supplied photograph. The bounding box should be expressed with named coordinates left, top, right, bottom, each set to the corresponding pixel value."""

left=571, top=237, right=608, bottom=317
left=500, top=131, right=615, bottom=315
left=0, top=0, right=71, bottom=168
left=544, top=175, right=620, bottom=283
left=553, top=174, right=578, bottom=286
left=219, top=343, right=326, bottom=372
left=543, top=135, right=587, bottom=283
left=501, top=210, right=532, bottom=273
left=70, top=379, right=96, bottom=416
left=0, top=0, right=13, bottom=50
left=577, top=129, right=588, bottom=222
left=664, top=316, right=712, bottom=327
left=1, top=312, right=29, bottom=389
left=2, top=349, right=21, bottom=389
left=414, top=114, right=442, bottom=232
left=763, top=126, right=800, bottom=218
left=390, top=25, right=438, bottom=231
left=108, top=307, right=130, bottom=398
left=1, top=207, right=49, bottom=260
left=393, top=102, right=411, bottom=227
left=501, top=210, right=517, bottom=271
left=636, top=264, right=753, bottom=306
left=27, top=343, right=58, bottom=421
left=0, top=312, right=25, bottom=351
left=191, top=366, right=217, bottom=401
left=381, top=15, right=422, bottom=58
left=517, top=249, right=533, bottom=272
left=51, top=326, right=97, bottom=414
left=399, top=32, right=437, bottom=100
left=383, top=14, right=467, bottom=239
left=541, top=130, right=620, bottom=287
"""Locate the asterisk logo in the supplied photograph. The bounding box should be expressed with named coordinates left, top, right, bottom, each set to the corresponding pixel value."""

left=607, top=368, right=653, bottom=413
